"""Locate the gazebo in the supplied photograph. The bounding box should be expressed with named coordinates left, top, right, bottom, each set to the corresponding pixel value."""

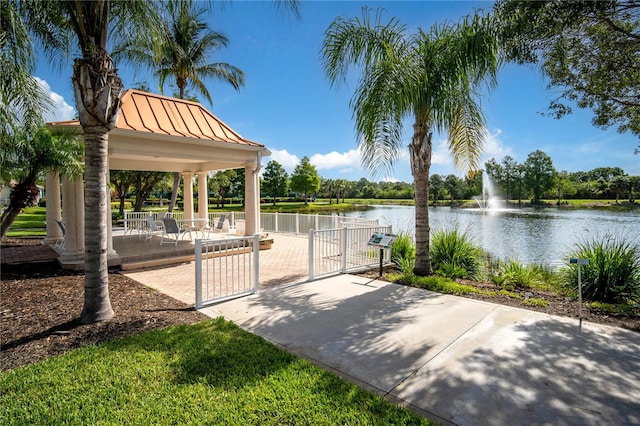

left=46, top=89, right=269, bottom=269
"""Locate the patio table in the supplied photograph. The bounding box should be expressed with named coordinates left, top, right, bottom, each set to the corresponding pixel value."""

left=179, top=218, right=209, bottom=239
left=123, top=218, right=149, bottom=239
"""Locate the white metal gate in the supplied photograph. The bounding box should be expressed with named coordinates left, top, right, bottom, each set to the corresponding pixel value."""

left=194, top=235, right=259, bottom=308
left=308, top=226, right=392, bottom=280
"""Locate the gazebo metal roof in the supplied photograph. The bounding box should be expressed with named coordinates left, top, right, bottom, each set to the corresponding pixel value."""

left=49, top=89, right=269, bottom=173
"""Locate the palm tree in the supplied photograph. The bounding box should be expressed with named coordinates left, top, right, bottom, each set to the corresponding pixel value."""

left=116, top=0, right=246, bottom=213
left=322, top=8, right=500, bottom=275
left=0, top=0, right=51, bottom=136
left=17, top=0, right=158, bottom=323
left=1, top=125, right=83, bottom=237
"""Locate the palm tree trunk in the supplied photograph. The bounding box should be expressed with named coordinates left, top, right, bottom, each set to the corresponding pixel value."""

left=73, top=53, right=120, bottom=323
left=81, top=125, right=114, bottom=323
left=410, top=121, right=433, bottom=276
left=0, top=180, right=39, bottom=238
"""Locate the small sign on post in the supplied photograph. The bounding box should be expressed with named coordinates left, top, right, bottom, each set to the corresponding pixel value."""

left=570, top=257, right=589, bottom=330
left=367, top=232, right=397, bottom=277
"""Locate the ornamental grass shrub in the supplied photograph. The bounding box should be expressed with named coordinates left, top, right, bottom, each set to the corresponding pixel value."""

left=490, top=259, right=543, bottom=290
left=430, top=228, right=483, bottom=280
left=563, top=235, right=640, bottom=304
left=390, top=231, right=416, bottom=275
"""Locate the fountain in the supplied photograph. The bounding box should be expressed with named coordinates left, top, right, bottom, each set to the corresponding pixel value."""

left=473, top=173, right=504, bottom=210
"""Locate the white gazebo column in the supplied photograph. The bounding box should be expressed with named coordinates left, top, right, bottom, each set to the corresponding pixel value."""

left=198, top=172, right=208, bottom=220
left=183, top=172, right=193, bottom=220
left=244, top=165, right=260, bottom=235
left=44, top=172, right=62, bottom=245
left=105, top=169, right=119, bottom=266
left=59, top=175, right=85, bottom=269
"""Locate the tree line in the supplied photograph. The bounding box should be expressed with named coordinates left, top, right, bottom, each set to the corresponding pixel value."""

left=261, top=150, right=640, bottom=205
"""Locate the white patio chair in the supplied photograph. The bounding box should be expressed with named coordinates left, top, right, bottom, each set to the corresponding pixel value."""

left=160, top=217, right=191, bottom=246
left=54, top=220, right=66, bottom=251
left=203, top=214, right=229, bottom=239
left=145, top=216, right=164, bottom=242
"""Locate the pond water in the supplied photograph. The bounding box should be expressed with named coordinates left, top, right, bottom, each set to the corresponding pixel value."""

left=343, top=205, right=640, bottom=267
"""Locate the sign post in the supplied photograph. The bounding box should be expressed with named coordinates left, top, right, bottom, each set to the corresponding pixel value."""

left=367, top=233, right=397, bottom=277
left=569, top=257, right=589, bottom=330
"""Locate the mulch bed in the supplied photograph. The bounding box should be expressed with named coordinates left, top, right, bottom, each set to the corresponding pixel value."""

left=1, top=238, right=208, bottom=371
left=358, top=268, right=640, bottom=333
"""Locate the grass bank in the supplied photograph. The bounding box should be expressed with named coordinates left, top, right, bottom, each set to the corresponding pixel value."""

left=3, top=206, right=47, bottom=237
left=0, top=318, right=430, bottom=425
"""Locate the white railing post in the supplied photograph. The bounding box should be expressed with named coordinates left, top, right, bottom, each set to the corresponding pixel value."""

left=340, top=226, right=348, bottom=272
left=315, top=214, right=319, bottom=231
left=253, top=234, right=260, bottom=293
left=275, top=212, right=279, bottom=232
left=231, top=211, right=235, bottom=227
left=124, top=211, right=130, bottom=234
left=295, top=213, right=300, bottom=234
left=308, top=229, right=315, bottom=281
left=195, top=239, right=203, bottom=308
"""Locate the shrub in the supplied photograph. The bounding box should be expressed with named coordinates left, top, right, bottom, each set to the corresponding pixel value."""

left=390, top=232, right=415, bottom=275
left=588, top=301, right=638, bottom=316
left=522, top=297, right=549, bottom=308
left=490, top=259, right=542, bottom=290
left=563, top=235, right=640, bottom=304
left=430, top=228, right=483, bottom=280
left=436, top=262, right=468, bottom=280
left=401, top=274, right=480, bottom=295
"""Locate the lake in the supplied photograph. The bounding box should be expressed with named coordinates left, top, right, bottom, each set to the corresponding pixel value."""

left=343, top=205, right=640, bottom=267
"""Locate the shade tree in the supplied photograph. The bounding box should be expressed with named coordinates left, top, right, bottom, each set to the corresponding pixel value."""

left=494, top=0, right=640, bottom=150
left=290, top=156, right=320, bottom=204
left=262, top=160, right=289, bottom=205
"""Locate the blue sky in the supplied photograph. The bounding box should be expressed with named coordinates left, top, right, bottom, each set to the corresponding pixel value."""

left=34, top=1, right=640, bottom=183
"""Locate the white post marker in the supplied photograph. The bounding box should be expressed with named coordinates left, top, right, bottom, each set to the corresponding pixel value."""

left=570, top=257, right=589, bottom=330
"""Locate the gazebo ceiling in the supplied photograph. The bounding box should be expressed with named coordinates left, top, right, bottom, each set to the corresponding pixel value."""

left=49, top=89, right=269, bottom=173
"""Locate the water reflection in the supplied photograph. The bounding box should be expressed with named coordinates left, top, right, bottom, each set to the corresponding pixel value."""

left=343, top=206, right=639, bottom=266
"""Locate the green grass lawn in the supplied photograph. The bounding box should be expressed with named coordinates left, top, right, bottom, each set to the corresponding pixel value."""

left=0, top=318, right=432, bottom=425
left=4, top=206, right=47, bottom=236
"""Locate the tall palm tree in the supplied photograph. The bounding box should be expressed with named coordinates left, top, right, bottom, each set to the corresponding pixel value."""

left=322, top=8, right=500, bottom=275
left=116, top=0, right=246, bottom=213
left=0, top=0, right=52, bottom=136
left=17, top=0, right=158, bottom=323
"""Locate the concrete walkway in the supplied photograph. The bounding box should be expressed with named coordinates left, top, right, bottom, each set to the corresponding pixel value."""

left=121, top=234, right=640, bottom=425
left=200, top=275, right=640, bottom=426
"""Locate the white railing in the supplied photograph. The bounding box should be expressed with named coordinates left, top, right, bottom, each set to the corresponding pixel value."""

left=260, top=212, right=377, bottom=234
left=194, top=236, right=260, bottom=308
left=308, top=225, right=392, bottom=280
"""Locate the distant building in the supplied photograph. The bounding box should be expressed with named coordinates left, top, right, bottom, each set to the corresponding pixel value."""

left=0, top=180, right=44, bottom=207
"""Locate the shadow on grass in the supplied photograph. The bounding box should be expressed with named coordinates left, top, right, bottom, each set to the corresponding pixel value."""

left=0, top=317, right=431, bottom=425
left=103, top=318, right=295, bottom=389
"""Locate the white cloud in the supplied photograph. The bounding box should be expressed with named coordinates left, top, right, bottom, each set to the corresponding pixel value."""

left=430, top=128, right=513, bottom=176
left=480, top=128, right=513, bottom=164
left=431, top=137, right=454, bottom=167
left=34, top=77, right=76, bottom=122
left=267, top=148, right=300, bottom=171
left=309, top=149, right=362, bottom=171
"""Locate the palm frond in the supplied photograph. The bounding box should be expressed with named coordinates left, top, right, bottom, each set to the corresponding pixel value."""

left=321, top=6, right=407, bottom=86
left=448, top=94, right=485, bottom=176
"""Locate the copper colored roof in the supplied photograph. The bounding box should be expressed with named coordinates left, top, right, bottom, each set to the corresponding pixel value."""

left=50, top=90, right=262, bottom=148
left=117, top=90, right=261, bottom=146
